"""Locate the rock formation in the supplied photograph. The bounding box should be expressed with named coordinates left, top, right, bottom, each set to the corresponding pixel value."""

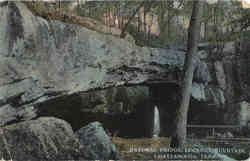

left=0, top=2, right=210, bottom=127
left=75, top=121, right=120, bottom=160
left=0, top=1, right=249, bottom=160
left=0, top=117, right=119, bottom=161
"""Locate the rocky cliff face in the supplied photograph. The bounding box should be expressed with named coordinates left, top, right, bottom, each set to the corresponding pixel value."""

left=0, top=2, right=210, bottom=127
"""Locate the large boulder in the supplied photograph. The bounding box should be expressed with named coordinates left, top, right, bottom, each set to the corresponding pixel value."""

left=0, top=117, right=121, bottom=161
left=0, top=117, right=82, bottom=161
left=76, top=121, right=120, bottom=160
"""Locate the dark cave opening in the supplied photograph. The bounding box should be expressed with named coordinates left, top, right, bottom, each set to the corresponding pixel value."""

left=35, top=86, right=153, bottom=138
left=149, top=82, right=181, bottom=137
left=37, top=102, right=151, bottom=138
left=35, top=83, right=216, bottom=139
left=188, top=99, right=225, bottom=125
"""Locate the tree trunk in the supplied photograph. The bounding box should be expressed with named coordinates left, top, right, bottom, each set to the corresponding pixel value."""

left=170, top=0, right=203, bottom=148
left=147, top=13, right=154, bottom=45
left=138, top=11, right=141, bottom=32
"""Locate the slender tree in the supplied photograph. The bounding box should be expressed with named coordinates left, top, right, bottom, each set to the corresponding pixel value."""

left=170, top=0, right=203, bottom=148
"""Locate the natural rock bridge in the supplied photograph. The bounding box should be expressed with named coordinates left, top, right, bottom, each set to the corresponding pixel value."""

left=0, top=2, right=211, bottom=130
left=0, top=2, right=248, bottom=161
